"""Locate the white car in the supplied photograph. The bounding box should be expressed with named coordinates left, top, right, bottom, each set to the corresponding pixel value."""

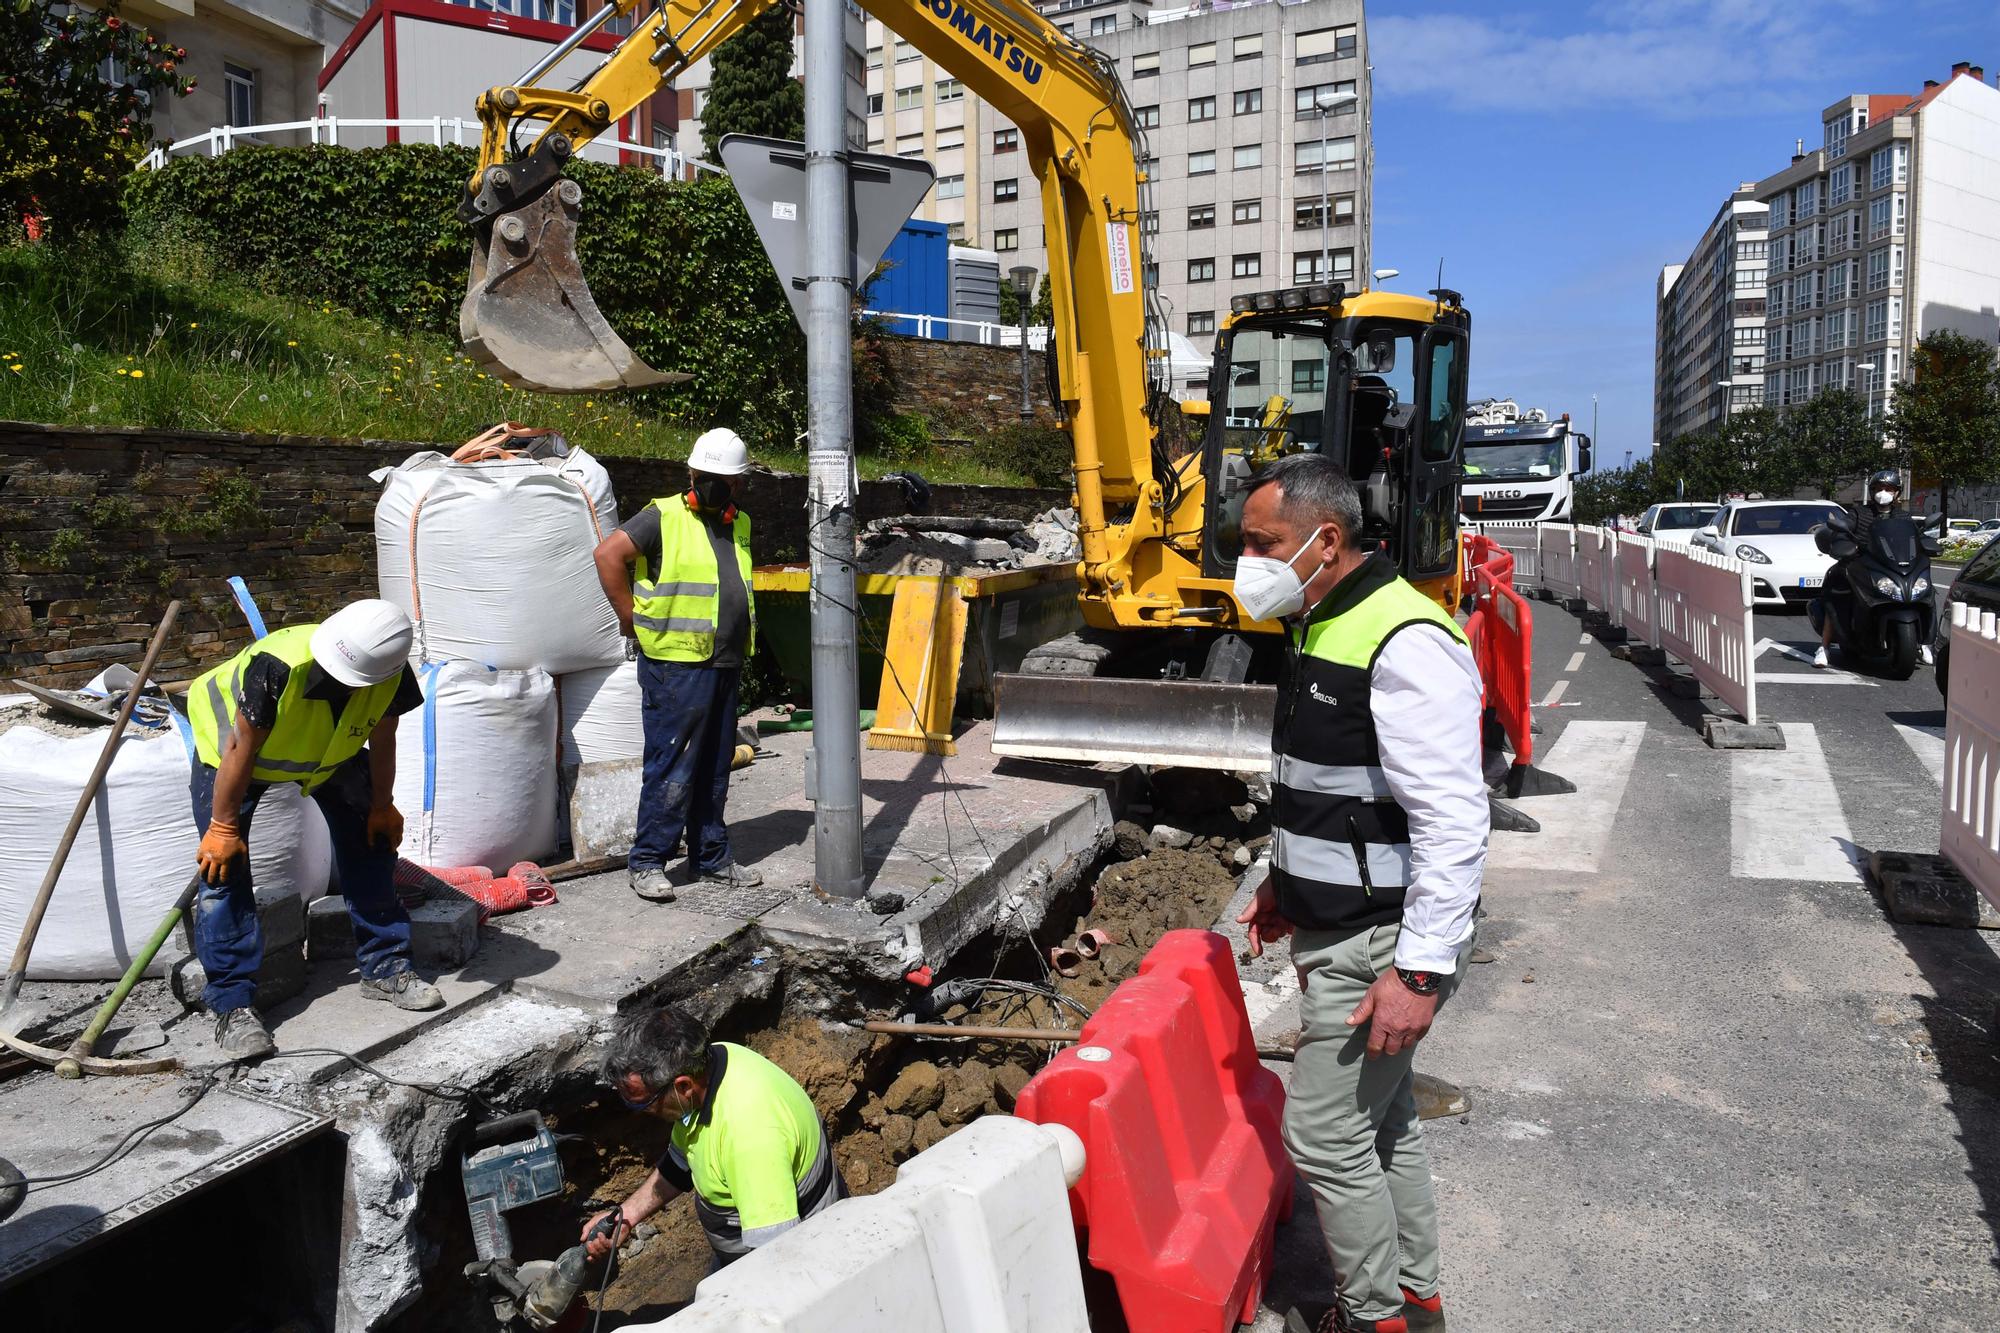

left=1690, top=499, right=1846, bottom=609
left=1635, top=502, right=1721, bottom=546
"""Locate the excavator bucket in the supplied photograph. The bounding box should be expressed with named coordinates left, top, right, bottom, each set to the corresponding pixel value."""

left=991, top=675, right=1277, bottom=772
left=460, top=179, right=686, bottom=394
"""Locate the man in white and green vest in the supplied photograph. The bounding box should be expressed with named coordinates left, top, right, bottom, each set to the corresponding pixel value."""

left=594, top=428, right=763, bottom=903
left=187, top=599, right=443, bottom=1061
left=1232, top=454, right=1488, bottom=1333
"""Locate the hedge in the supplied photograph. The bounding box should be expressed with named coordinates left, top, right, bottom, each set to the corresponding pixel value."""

left=123, top=145, right=806, bottom=446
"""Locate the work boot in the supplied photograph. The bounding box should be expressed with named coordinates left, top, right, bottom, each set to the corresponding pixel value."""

left=213, top=1007, right=276, bottom=1061
left=698, top=862, right=764, bottom=890
left=359, top=970, right=445, bottom=1012
left=1401, top=1287, right=1447, bottom=1332
left=629, top=866, right=676, bottom=902
left=1285, top=1302, right=1407, bottom=1333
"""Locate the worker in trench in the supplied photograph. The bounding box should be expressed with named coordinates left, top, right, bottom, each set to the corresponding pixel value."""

left=593, top=428, right=765, bottom=903
left=1233, top=455, right=1488, bottom=1333
left=582, top=1002, right=847, bottom=1269
left=187, top=599, right=445, bottom=1061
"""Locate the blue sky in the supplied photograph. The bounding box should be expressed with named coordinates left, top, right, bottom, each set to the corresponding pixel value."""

left=1367, top=0, right=1996, bottom=467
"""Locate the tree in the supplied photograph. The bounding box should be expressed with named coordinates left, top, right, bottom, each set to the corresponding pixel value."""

left=1, top=1, right=194, bottom=235
left=998, top=273, right=1053, bottom=326
left=1886, top=329, right=2000, bottom=521
left=1780, top=388, right=1881, bottom=499
left=700, top=3, right=805, bottom=159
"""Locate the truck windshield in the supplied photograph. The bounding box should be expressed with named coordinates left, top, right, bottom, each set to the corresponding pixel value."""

left=1463, top=439, right=1563, bottom=480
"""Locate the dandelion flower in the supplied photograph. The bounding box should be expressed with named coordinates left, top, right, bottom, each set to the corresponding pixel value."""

left=287, top=340, right=298, bottom=347
left=477, top=373, right=488, bottom=380
left=188, top=322, right=199, bottom=329
left=125, top=354, right=134, bottom=361
left=117, top=368, right=130, bottom=376
left=7, top=364, right=22, bottom=374
left=130, top=370, right=145, bottom=379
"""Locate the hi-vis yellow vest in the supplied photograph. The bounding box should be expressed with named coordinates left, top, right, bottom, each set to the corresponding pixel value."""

left=189, top=625, right=399, bottom=792
left=633, top=496, right=755, bottom=663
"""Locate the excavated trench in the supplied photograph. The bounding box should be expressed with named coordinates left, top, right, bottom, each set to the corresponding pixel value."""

left=389, top=772, right=1268, bottom=1333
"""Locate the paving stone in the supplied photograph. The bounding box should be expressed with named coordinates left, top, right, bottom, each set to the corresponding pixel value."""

left=407, top=895, right=480, bottom=969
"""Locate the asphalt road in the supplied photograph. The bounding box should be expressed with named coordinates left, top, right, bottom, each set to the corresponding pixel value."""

left=1250, top=593, right=2000, bottom=1331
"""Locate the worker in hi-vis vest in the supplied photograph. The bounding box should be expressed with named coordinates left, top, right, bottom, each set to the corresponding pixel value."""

left=593, top=428, right=763, bottom=903
left=186, top=599, right=443, bottom=1061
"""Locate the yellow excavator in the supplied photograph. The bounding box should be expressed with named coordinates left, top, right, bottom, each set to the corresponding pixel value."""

left=458, top=0, right=1472, bottom=772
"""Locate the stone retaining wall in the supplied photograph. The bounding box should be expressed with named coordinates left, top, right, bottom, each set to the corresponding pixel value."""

left=874, top=333, right=1059, bottom=434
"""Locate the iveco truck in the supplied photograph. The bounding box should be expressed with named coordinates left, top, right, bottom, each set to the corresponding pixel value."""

left=1459, top=399, right=1593, bottom=523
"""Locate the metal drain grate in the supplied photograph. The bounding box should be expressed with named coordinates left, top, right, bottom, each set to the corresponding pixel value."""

left=673, top=879, right=794, bottom=919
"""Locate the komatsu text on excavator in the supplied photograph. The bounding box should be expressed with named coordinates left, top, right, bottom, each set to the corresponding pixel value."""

left=459, top=0, right=1471, bottom=772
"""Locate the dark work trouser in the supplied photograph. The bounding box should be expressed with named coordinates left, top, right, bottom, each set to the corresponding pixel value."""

left=631, top=657, right=741, bottom=874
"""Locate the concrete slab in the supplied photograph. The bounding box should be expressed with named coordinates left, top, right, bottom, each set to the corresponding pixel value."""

left=255, top=961, right=503, bottom=1086
left=470, top=882, right=749, bottom=1014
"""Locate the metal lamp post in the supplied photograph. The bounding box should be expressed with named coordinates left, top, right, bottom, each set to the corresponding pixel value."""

left=1010, top=264, right=1037, bottom=421
left=1856, top=360, right=1877, bottom=418
left=1312, top=89, right=1358, bottom=284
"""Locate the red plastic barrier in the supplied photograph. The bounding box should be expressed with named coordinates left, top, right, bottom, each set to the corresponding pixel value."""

left=1013, top=929, right=1289, bottom=1332
left=1470, top=551, right=1537, bottom=768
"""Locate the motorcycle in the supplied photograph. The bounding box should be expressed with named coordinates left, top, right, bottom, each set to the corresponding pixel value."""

left=1809, top=510, right=1941, bottom=680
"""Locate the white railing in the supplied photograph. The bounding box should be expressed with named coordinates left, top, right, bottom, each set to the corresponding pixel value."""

left=1465, top=520, right=1540, bottom=590
left=1942, top=603, right=2000, bottom=910
left=135, top=117, right=721, bottom=180
left=1616, top=533, right=1659, bottom=649
left=860, top=309, right=1031, bottom=347
left=1654, top=544, right=1758, bottom=724
left=1576, top=526, right=1618, bottom=623
left=1538, top=524, right=1581, bottom=601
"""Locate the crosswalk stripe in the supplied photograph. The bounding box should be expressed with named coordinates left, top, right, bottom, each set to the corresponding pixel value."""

left=1489, top=721, right=1646, bottom=874
left=1730, top=723, right=1863, bottom=883
left=1892, top=721, right=1946, bottom=787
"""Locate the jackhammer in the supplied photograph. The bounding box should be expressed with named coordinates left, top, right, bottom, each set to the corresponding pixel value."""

left=459, top=1111, right=618, bottom=1331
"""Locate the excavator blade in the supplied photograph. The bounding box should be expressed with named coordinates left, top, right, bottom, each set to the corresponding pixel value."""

left=460, top=178, right=687, bottom=394
left=992, top=675, right=1276, bottom=772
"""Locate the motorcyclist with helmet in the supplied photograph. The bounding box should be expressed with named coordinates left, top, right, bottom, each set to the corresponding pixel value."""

left=1814, top=468, right=1931, bottom=669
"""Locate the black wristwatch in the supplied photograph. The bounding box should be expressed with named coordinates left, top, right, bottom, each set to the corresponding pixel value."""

left=1396, top=968, right=1442, bottom=996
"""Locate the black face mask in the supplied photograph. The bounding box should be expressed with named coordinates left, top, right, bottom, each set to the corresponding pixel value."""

left=691, top=476, right=734, bottom=514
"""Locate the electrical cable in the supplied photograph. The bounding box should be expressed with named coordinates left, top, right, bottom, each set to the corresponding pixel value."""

left=265, top=1047, right=505, bottom=1118
left=14, top=1070, right=222, bottom=1194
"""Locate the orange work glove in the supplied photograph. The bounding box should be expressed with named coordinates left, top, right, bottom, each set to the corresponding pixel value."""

left=196, top=818, right=246, bottom=884
left=367, top=804, right=405, bottom=852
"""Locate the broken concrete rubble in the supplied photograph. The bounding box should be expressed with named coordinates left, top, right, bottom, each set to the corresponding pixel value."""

left=854, top=507, right=1080, bottom=576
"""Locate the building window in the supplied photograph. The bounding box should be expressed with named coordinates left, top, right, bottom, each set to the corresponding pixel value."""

left=1866, top=247, right=1889, bottom=292
left=895, top=87, right=923, bottom=112
left=1870, top=146, right=1893, bottom=190
left=994, top=128, right=1018, bottom=153
left=1188, top=311, right=1215, bottom=337
left=1768, top=193, right=1790, bottom=229
left=995, top=228, right=1019, bottom=252
left=1188, top=204, right=1216, bottom=229
left=1189, top=96, right=1216, bottom=122
left=936, top=175, right=964, bottom=199
left=1829, top=164, right=1852, bottom=206
left=1795, top=180, right=1818, bottom=219
left=1233, top=199, right=1262, bottom=224
left=1891, top=244, right=1904, bottom=287
left=224, top=62, right=257, bottom=128
left=1233, top=144, right=1261, bottom=170
left=993, top=178, right=1018, bottom=202
left=868, top=46, right=883, bottom=70
left=935, top=78, right=963, bottom=102
left=1090, top=15, right=1116, bottom=36
left=1189, top=42, right=1216, bottom=67
left=1234, top=33, right=1263, bottom=61
left=1135, top=104, right=1161, bottom=129
left=895, top=40, right=918, bottom=62
left=1295, top=81, right=1357, bottom=118
left=1826, top=114, right=1849, bottom=159
left=1865, top=298, right=1887, bottom=342
left=1133, top=52, right=1160, bottom=78
left=1892, top=141, right=1909, bottom=184
left=1892, top=193, right=1906, bottom=236
left=1140, top=211, right=1159, bottom=234
left=1868, top=195, right=1891, bottom=239
left=1825, top=310, right=1846, bottom=350
left=936, top=128, right=963, bottom=151
left=1232, top=253, right=1261, bottom=279
left=1294, top=137, right=1355, bottom=172
left=1234, top=89, right=1262, bottom=116
left=1295, top=195, right=1355, bottom=229
left=897, top=137, right=925, bottom=158
left=1826, top=259, right=1849, bottom=301
left=1292, top=361, right=1326, bottom=394
left=1143, top=262, right=1159, bottom=289
left=946, top=220, right=965, bottom=241
left=1297, top=25, right=1358, bottom=64
left=1189, top=258, right=1215, bottom=282
left=1294, top=253, right=1324, bottom=283
left=1888, top=295, right=1903, bottom=341
left=1189, top=150, right=1216, bottom=175
left=866, top=93, right=883, bottom=115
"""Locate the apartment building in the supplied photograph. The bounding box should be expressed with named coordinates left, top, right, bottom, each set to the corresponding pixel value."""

left=121, top=0, right=364, bottom=145
left=1752, top=63, right=2000, bottom=417
left=861, top=0, right=1368, bottom=340
left=1653, top=188, right=1769, bottom=443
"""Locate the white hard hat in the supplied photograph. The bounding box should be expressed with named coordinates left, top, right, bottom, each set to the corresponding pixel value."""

left=688, top=427, right=751, bottom=477
left=310, top=599, right=415, bottom=687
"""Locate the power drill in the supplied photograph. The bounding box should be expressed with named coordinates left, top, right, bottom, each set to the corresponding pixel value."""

left=459, top=1111, right=616, bottom=1331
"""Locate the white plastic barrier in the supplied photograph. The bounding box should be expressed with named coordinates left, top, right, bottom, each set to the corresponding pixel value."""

left=1654, top=545, right=1758, bottom=724
left=1942, top=604, right=2000, bottom=909
left=1470, top=520, right=1541, bottom=591
left=373, top=441, right=624, bottom=676
left=393, top=663, right=559, bottom=869
left=648, top=1116, right=1090, bottom=1333
left=1576, top=527, right=1618, bottom=620
left=557, top=662, right=645, bottom=768
left=1539, top=524, right=1581, bottom=600
left=1616, top=534, right=1660, bottom=649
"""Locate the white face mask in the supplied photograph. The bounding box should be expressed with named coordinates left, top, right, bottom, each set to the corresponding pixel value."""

left=1872, top=490, right=1897, bottom=508
left=1234, top=531, right=1325, bottom=621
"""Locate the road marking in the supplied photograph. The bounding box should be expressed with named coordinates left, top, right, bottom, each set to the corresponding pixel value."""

left=1489, top=721, right=1645, bottom=874
left=1892, top=721, right=1945, bottom=787
left=1753, top=638, right=1877, bottom=687
left=1730, top=723, right=1862, bottom=883
left=1579, top=633, right=1592, bottom=645
left=1565, top=651, right=1587, bottom=673
left=1538, top=678, right=1569, bottom=707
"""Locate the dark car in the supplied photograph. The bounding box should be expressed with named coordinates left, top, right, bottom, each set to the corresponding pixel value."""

left=1936, top=536, right=2000, bottom=699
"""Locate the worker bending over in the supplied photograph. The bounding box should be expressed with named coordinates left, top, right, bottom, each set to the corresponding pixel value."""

left=584, top=1003, right=846, bottom=1266
left=188, top=599, right=444, bottom=1061
left=593, top=428, right=763, bottom=903
left=1234, top=455, right=1488, bottom=1333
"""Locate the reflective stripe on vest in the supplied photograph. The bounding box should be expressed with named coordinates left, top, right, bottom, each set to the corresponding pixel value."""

left=188, top=624, right=399, bottom=792
left=632, top=497, right=754, bottom=663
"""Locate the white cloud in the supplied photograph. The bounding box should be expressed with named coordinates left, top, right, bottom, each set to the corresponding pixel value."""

left=1369, top=2, right=1872, bottom=115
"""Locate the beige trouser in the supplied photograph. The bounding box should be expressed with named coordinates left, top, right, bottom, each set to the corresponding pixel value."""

left=1284, top=922, right=1469, bottom=1323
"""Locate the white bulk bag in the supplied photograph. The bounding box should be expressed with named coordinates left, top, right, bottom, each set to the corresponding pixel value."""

left=557, top=662, right=646, bottom=767
left=0, top=722, right=331, bottom=980
left=393, top=662, right=558, bottom=869
left=374, top=438, right=624, bottom=675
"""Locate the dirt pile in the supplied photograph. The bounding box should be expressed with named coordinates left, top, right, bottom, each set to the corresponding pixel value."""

left=1048, top=848, right=1245, bottom=1008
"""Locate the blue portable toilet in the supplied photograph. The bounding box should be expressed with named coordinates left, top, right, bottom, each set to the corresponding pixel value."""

left=864, top=219, right=950, bottom=339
